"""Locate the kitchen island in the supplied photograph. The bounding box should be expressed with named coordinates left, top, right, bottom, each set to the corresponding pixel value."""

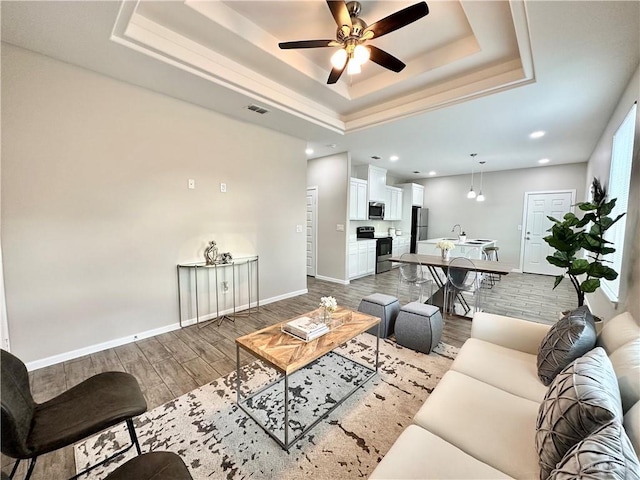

left=416, top=237, right=496, bottom=260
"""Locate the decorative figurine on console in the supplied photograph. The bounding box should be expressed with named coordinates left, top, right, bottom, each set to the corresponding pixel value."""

left=219, top=252, right=233, bottom=264
left=204, top=240, right=218, bottom=265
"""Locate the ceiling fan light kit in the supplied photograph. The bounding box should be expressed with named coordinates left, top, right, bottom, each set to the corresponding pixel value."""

left=278, top=0, right=429, bottom=84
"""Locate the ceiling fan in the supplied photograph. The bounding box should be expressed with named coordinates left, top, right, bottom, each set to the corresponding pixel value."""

left=279, top=1, right=429, bottom=84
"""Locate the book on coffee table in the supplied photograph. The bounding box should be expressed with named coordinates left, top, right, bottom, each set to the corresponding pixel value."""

left=282, top=316, right=329, bottom=341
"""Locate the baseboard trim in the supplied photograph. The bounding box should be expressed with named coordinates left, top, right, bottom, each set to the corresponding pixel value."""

left=25, top=288, right=309, bottom=371
left=25, top=323, right=181, bottom=371
left=315, top=275, right=349, bottom=285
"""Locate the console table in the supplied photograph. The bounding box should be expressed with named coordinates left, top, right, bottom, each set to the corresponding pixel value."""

left=177, top=256, right=259, bottom=327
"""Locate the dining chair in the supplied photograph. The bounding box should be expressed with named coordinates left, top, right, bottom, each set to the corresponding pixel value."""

left=444, top=257, right=482, bottom=317
left=397, top=253, right=433, bottom=304
left=1, top=349, right=147, bottom=480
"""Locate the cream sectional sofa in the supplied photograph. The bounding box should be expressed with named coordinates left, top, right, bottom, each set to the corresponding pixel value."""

left=370, top=311, right=640, bottom=479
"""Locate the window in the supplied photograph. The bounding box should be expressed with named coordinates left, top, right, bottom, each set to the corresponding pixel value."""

left=602, top=102, right=636, bottom=302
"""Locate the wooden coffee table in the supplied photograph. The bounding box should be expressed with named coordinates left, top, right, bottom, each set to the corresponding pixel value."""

left=235, top=307, right=380, bottom=450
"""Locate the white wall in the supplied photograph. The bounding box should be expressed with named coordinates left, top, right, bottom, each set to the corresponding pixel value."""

left=307, top=153, right=350, bottom=283
left=585, top=65, right=640, bottom=319
left=1, top=44, right=308, bottom=364
left=417, top=163, right=587, bottom=266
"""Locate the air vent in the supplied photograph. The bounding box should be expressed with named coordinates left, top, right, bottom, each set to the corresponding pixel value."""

left=371, top=155, right=381, bottom=160
left=412, top=171, right=420, bottom=174
left=246, top=104, right=269, bottom=115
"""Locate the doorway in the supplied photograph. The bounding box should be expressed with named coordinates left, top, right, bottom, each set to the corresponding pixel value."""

left=306, top=187, right=317, bottom=277
left=521, top=190, right=575, bottom=275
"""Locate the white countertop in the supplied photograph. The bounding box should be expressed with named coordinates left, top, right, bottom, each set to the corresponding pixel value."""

left=418, top=237, right=496, bottom=247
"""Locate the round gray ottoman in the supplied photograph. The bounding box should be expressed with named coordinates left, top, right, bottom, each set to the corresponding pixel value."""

left=395, top=302, right=443, bottom=354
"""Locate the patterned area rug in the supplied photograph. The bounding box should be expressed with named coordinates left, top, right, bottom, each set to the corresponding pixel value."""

left=74, top=334, right=457, bottom=479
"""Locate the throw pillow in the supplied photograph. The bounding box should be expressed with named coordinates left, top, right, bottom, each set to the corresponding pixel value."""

left=537, top=305, right=597, bottom=386
left=536, top=347, right=623, bottom=480
left=548, top=421, right=640, bottom=480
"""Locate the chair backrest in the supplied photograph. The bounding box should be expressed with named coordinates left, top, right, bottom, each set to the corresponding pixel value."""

left=1, top=349, right=36, bottom=458
left=447, top=257, right=478, bottom=290
left=399, top=253, right=423, bottom=283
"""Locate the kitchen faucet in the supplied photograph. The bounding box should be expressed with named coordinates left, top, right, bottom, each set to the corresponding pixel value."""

left=452, top=224, right=462, bottom=236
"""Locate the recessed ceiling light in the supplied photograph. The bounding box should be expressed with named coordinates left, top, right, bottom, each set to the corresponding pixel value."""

left=390, top=155, right=399, bottom=162
left=530, top=131, right=545, bottom=139
left=305, top=148, right=314, bottom=155
left=428, top=171, right=436, bottom=176
left=538, top=158, right=550, bottom=164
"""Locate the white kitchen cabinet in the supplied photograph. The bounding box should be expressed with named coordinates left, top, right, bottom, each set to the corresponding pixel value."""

left=368, top=165, right=387, bottom=203
left=355, top=165, right=387, bottom=203
left=349, top=242, right=358, bottom=278
left=349, top=178, right=368, bottom=220
left=412, top=184, right=424, bottom=207
left=385, top=186, right=403, bottom=221
left=366, top=241, right=376, bottom=274
left=391, top=236, right=410, bottom=266
left=349, top=240, right=376, bottom=279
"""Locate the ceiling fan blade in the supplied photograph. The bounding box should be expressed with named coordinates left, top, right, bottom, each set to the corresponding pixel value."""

left=368, top=45, right=406, bottom=73
left=327, top=0, right=352, bottom=29
left=327, top=61, right=347, bottom=84
left=279, top=40, right=336, bottom=49
left=364, top=2, right=429, bottom=39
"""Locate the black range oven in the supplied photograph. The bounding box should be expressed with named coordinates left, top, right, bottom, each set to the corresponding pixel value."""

left=356, top=226, right=393, bottom=274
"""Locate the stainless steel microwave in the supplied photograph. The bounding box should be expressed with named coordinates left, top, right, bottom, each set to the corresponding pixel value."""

left=368, top=202, right=385, bottom=220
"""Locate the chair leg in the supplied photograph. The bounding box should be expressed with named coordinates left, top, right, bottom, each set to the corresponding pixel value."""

left=70, top=418, right=142, bottom=479
left=24, top=458, right=36, bottom=480
left=9, top=458, right=21, bottom=480
left=126, top=418, right=142, bottom=456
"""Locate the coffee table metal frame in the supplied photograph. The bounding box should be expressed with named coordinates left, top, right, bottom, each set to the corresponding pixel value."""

left=235, top=311, right=381, bottom=451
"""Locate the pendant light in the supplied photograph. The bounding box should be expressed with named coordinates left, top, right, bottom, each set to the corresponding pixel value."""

left=476, top=161, right=486, bottom=202
left=467, top=153, right=477, bottom=199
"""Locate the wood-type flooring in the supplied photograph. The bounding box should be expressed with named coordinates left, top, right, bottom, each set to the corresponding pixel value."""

left=2, top=269, right=575, bottom=479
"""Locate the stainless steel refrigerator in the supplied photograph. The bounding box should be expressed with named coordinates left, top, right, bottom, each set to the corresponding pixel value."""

left=410, top=207, right=429, bottom=253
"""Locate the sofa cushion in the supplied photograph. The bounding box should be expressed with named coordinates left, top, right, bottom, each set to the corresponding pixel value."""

left=369, top=425, right=513, bottom=479
left=451, top=338, right=548, bottom=402
left=609, top=338, right=640, bottom=413
left=548, top=421, right=640, bottom=480
left=413, top=370, right=540, bottom=479
left=597, top=311, right=640, bottom=354
left=536, top=347, right=623, bottom=479
left=624, top=401, right=640, bottom=459
left=537, top=305, right=597, bottom=386
left=471, top=312, right=552, bottom=355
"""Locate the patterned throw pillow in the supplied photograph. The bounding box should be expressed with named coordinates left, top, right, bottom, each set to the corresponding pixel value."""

left=548, top=421, right=640, bottom=479
left=537, top=305, right=597, bottom=386
left=536, top=347, right=623, bottom=479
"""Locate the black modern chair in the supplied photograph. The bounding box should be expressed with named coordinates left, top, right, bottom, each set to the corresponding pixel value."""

left=1, top=349, right=147, bottom=480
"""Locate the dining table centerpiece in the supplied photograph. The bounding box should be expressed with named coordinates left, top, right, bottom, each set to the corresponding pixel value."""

left=436, top=240, right=456, bottom=261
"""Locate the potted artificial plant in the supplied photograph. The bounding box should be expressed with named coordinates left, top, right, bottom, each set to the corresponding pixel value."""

left=543, top=178, right=625, bottom=307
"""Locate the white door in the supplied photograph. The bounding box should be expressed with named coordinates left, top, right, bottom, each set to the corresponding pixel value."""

left=306, top=187, right=317, bottom=277
left=522, top=191, right=574, bottom=275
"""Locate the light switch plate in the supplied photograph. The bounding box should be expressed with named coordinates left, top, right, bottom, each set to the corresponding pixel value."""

left=336, top=224, right=345, bottom=232
left=296, top=225, right=303, bottom=233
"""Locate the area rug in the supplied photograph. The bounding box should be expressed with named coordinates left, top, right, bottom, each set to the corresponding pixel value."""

left=74, top=334, right=458, bottom=479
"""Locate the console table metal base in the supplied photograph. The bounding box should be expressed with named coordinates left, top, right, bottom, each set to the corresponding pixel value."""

left=235, top=344, right=379, bottom=451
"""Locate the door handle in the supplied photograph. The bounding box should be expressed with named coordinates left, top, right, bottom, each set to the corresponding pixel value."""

left=526, top=237, right=531, bottom=240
